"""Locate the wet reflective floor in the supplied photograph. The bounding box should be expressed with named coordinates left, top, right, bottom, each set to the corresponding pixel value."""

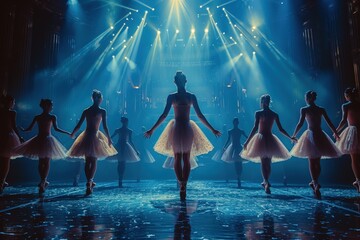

left=1, top=180, right=360, bottom=239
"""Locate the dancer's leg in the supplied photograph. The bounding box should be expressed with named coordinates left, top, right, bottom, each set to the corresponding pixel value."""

left=308, top=158, right=321, bottom=198
left=260, top=157, right=271, bottom=194
left=234, top=160, right=242, bottom=187
left=117, top=159, right=126, bottom=187
left=174, top=153, right=183, bottom=182
left=351, top=154, right=360, bottom=192
left=0, top=157, right=10, bottom=192
left=85, top=157, right=97, bottom=194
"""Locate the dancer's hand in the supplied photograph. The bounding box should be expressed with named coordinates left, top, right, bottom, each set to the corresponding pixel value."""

left=243, top=143, right=248, bottom=150
left=70, top=133, right=75, bottom=139
left=212, top=129, right=221, bottom=137
left=290, top=136, right=297, bottom=144
left=144, top=129, right=153, bottom=138
left=108, top=138, right=113, bottom=146
left=19, top=137, right=25, bottom=143
left=333, top=133, right=340, bottom=141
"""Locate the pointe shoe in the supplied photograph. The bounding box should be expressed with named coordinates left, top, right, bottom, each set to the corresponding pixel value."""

left=118, top=180, right=123, bottom=188
left=237, top=179, right=241, bottom=188
left=353, top=181, right=360, bottom=193
left=179, top=181, right=187, bottom=201
left=261, top=182, right=271, bottom=194
left=86, top=181, right=96, bottom=195
left=4, top=182, right=9, bottom=187
left=309, top=181, right=321, bottom=199
left=38, top=181, right=49, bottom=194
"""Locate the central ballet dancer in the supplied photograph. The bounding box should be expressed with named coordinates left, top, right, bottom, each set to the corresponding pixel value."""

left=67, top=90, right=117, bottom=195
left=145, top=71, right=221, bottom=200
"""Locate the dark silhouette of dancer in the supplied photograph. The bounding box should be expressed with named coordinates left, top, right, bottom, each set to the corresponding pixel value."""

left=111, top=117, right=140, bottom=187
left=335, top=88, right=360, bottom=192
left=291, top=91, right=341, bottom=198
left=0, top=95, right=23, bottom=194
left=68, top=90, right=117, bottom=195
left=241, top=94, right=295, bottom=194
left=14, top=99, right=70, bottom=194
left=221, top=117, right=248, bottom=188
left=145, top=71, right=221, bottom=200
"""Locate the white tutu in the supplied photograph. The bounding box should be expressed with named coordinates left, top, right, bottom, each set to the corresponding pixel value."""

left=0, top=130, right=21, bottom=158
left=336, top=126, right=360, bottom=154
left=240, top=133, right=291, bottom=163
left=67, top=130, right=117, bottom=159
left=211, top=149, right=223, bottom=162
left=13, top=135, right=67, bottom=160
left=154, top=120, right=214, bottom=168
left=221, top=143, right=242, bottom=163
left=141, top=149, right=156, bottom=163
left=162, top=156, right=199, bottom=169
left=291, top=130, right=342, bottom=159
left=106, top=142, right=140, bottom=163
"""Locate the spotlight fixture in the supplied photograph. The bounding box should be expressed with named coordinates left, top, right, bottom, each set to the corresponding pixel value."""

left=204, top=28, right=209, bottom=33
left=110, top=26, right=114, bottom=29
left=176, top=29, right=180, bottom=34
left=157, top=30, right=161, bottom=34
left=252, top=51, right=256, bottom=55
left=191, top=28, right=195, bottom=33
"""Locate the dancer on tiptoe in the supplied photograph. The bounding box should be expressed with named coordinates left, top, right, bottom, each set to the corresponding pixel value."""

left=241, top=94, right=296, bottom=194
left=145, top=71, right=221, bottom=200
left=14, top=99, right=70, bottom=194
left=335, top=88, right=360, bottom=192
left=0, top=95, right=23, bottom=194
left=221, top=117, right=248, bottom=188
left=291, top=91, right=341, bottom=198
left=67, top=90, right=117, bottom=195
left=111, top=117, right=140, bottom=188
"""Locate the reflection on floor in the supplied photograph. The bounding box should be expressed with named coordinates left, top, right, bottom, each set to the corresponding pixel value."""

left=1, top=180, right=360, bottom=239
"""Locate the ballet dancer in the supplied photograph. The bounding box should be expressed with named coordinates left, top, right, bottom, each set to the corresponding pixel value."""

left=67, top=90, right=117, bottom=195
left=221, top=118, right=248, bottom=188
left=145, top=71, right=221, bottom=200
left=111, top=117, right=140, bottom=187
left=241, top=94, right=296, bottom=194
left=335, top=88, right=360, bottom=192
left=14, top=99, right=70, bottom=194
left=291, top=91, right=341, bottom=198
left=0, top=95, right=23, bottom=194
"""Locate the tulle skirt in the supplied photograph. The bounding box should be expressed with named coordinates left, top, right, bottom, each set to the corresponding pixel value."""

left=211, top=149, right=223, bottom=162
left=291, top=130, right=342, bottom=159
left=13, top=135, right=67, bottom=160
left=240, top=133, right=291, bottom=163
left=162, top=156, right=199, bottom=169
left=106, top=142, right=140, bottom=163
left=154, top=119, right=214, bottom=169
left=221, top=144, right=242, bottom=163
left=335, top=126, right=360, bottom=154
left=0, top=130, right=21, bottom=158
left=140, top=149, right=156, bottom=163
left=67, top=130, right=117, bottom=159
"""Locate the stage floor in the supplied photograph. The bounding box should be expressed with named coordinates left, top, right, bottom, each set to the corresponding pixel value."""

left=1, top=180, right=360, bottom=239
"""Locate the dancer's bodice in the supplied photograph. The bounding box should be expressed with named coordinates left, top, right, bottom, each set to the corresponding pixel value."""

left=304, top=106, right=323, bottom=132
left=346, top=102, right=360, bottom=127
left=85, top=111, right=102, bottom=133
left=172, top=93, right=192, bottom=124
left=0, top=110, right=14, bottom=133
left=258, top=110, right=275, bottom=134
left=37, top=114, right=53, bottom=136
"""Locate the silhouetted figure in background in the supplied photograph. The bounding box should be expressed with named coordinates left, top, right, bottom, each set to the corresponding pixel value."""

left=0, top=95, right=23, bottom=194
left=221, top=117, right=248, bottom=188
left=145, top=71, right=221, bottom=200
left=241, top=94, right=295, bottom=194
left=134, top=126, right=156, bottom=182
left=111, top=117, right=140, bottom=187
left=14, top=99, right=70, bottom=194
left=291, top=91, right=341, bottom=198
left=68, top=90, right=117, bottom=195
left=335, top=88, right=360, bottom=192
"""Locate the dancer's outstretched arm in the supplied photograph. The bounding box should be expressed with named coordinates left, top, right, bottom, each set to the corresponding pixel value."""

left=243, top=112, right=259, bottom=150
left=102, top=109, right=112, bottom=146
left=145, top=95, right=172, bottom=138
left=322, top=108, right=339, bottom=140
left=275, top=114, right=297, bottom=142
left=52, top=115, right=71, bottom=135
left=336, top=104, right=348, bottom=133
left=192, top=94, right=221, bottom=136
left=71, top=111, right=86, bottom=138
left=292, top=108, right=305, bottom=138
left=21, top=116, right=38, bottom=132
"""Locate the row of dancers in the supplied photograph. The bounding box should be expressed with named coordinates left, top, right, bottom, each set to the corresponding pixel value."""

left=0, top=72, right=359, bottom=200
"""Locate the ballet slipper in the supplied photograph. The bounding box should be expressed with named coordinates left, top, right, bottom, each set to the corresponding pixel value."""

left=353, top=181, right=360, bottom=193
left=86, top=181, right=96, bottom=195
left=261, top=181, right=271, bottom=194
